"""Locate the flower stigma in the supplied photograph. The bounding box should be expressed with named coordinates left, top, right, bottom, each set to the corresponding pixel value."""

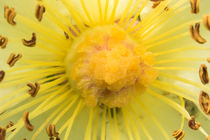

left=65, top=24, right=158, bottom=107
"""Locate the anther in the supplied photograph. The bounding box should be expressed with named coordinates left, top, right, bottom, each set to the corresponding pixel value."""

left=22, top=33, right=36, bottom=47
left=172, top=130, right=185, bottom=140
left=27, top=82, right=40, bottom=97
left=46, top=124, right=59, bottom=139
left=190, top=0, right=200, bottom=14
left=207, top=136, right=210, bottom=140
left=5, top=121, right=16, bottom=132
left=0, top=71, right=5, bottom=83
left=64, top=32, right=69, bottom=39
left=7, top=53, right=22, bottom=67
left=190, top=23, right=206, bottom=44
left=203, top=15, right=210, bottom=31
left=207, top=58, right=210, bottom=63
left=4, top=6, right=16, bottom=25
left=0, top=35, right=8, bottom=49
left=23, top=111, right=34, bottom=131
left=199, top=91, right=210, bottom=115
left=35, top=4, right=45, bottom=22
left=199, top=64, right=209, bottom=85
left=0, top=127, right=6, bottom=140
left=188, top=116, right=200, bottom=130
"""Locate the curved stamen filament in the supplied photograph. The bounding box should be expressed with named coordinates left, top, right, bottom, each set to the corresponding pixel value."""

left=123, top=108, right=141, bottom=140
left=92, top=107, right=99, bottom=140
left=155, top=57, right=205, bottom=65
left=31, top=99, right=70, bottom=140
left=179, top=96, right=185, bottom=130
left=128, top=105, right=154, bottom=140
left=60, top=0, right=87, bottom=31
left=84, top=108, right=94, bottom=140
left=80, top=0, right=93, bottom=26
left=109, top=0, right=119, bottom=23
left=108, top=108, right=117, bottom=140
left=131, top=0, right=169, bottom=33
left=113, top=108, right=120, bottom=140
left=101, top=107, right=107, bottom=140
left=122, top=0, right=142, bottom=28
left=126, top=0, right=149, bottom=32
left=7, top=90, right=70, bottom=139
left=141, top=20, right=199, bottom=45
left=118, top=0, right=134, bottom=25
left=136, top=98, right=170, bottom=140
left=151, top=80, right=197, bottom=102
left=122, top=108, right=134, bottom=140
left=145, top=32, right=189, bottom=49
left=147, top=89, right=191, bottom=119
left=154, top=46, right=210, bottom=57
left=16, top=15, right=65, bottom=42
left=63, top=100, right=84, bottom=139
left=41, top=0, right=80, bottom=36
left=158, top=72, right=210, bottom=93
left=103, top=0, right=110, bottom=23
left=154, top=66, right=196, bottom=71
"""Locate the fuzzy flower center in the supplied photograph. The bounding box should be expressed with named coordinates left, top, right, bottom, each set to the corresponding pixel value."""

left=65, top=25, right=158, bottom=107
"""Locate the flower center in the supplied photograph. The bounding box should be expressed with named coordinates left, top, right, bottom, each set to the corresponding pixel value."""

left=65, top=25, right=158, bottom=107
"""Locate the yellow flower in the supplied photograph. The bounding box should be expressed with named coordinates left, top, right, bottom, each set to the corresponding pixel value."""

left=0, top=0, right=210, bottom=139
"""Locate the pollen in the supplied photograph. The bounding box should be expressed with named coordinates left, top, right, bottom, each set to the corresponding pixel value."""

left=65, top=25, right=158, bottom=107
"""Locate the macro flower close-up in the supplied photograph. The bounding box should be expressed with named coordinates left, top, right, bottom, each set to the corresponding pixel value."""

left=1, top=0, right=210, bottom=139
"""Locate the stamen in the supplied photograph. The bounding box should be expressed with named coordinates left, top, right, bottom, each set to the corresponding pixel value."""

left=100, top=107, right=107, bottom=140
left=22, top=33, right=36, bottom=47
left=172, top=130, right=185, bottom=140
left=190, top=23, right=206, bottom=44
left=188, top=116, right=200, bottom=130
left=0, top=71, right=5, bottom=82
left=190, top=0, right=200, bottom=14
left=27, top=82, right=40, bottom=97
left=0, top=127, right=6, bottom=140
left=199, top=64, right=209, bottom=85
left=203, top=15, right=210, bottom=31
left=4, top=6, right=16, bottom=25
left=7, top=53, right=22, bottom=67
left=5, top=121, right=16, bottom=132
left=0, top=35, right=8, bottom=49
left=35, top=4, right=46, bottom=22
left=199, top=91, right=210, bottom=115
left=151, top=0, right=165, bottom=9
left=46, top=124, right=59, bottom=139
left=207, top=136, right=210, bottom=140
left=23, top=111, right=34, bottom=131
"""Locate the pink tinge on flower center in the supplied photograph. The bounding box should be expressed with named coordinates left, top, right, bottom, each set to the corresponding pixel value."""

left=65, top=25, right=158, bottom=107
